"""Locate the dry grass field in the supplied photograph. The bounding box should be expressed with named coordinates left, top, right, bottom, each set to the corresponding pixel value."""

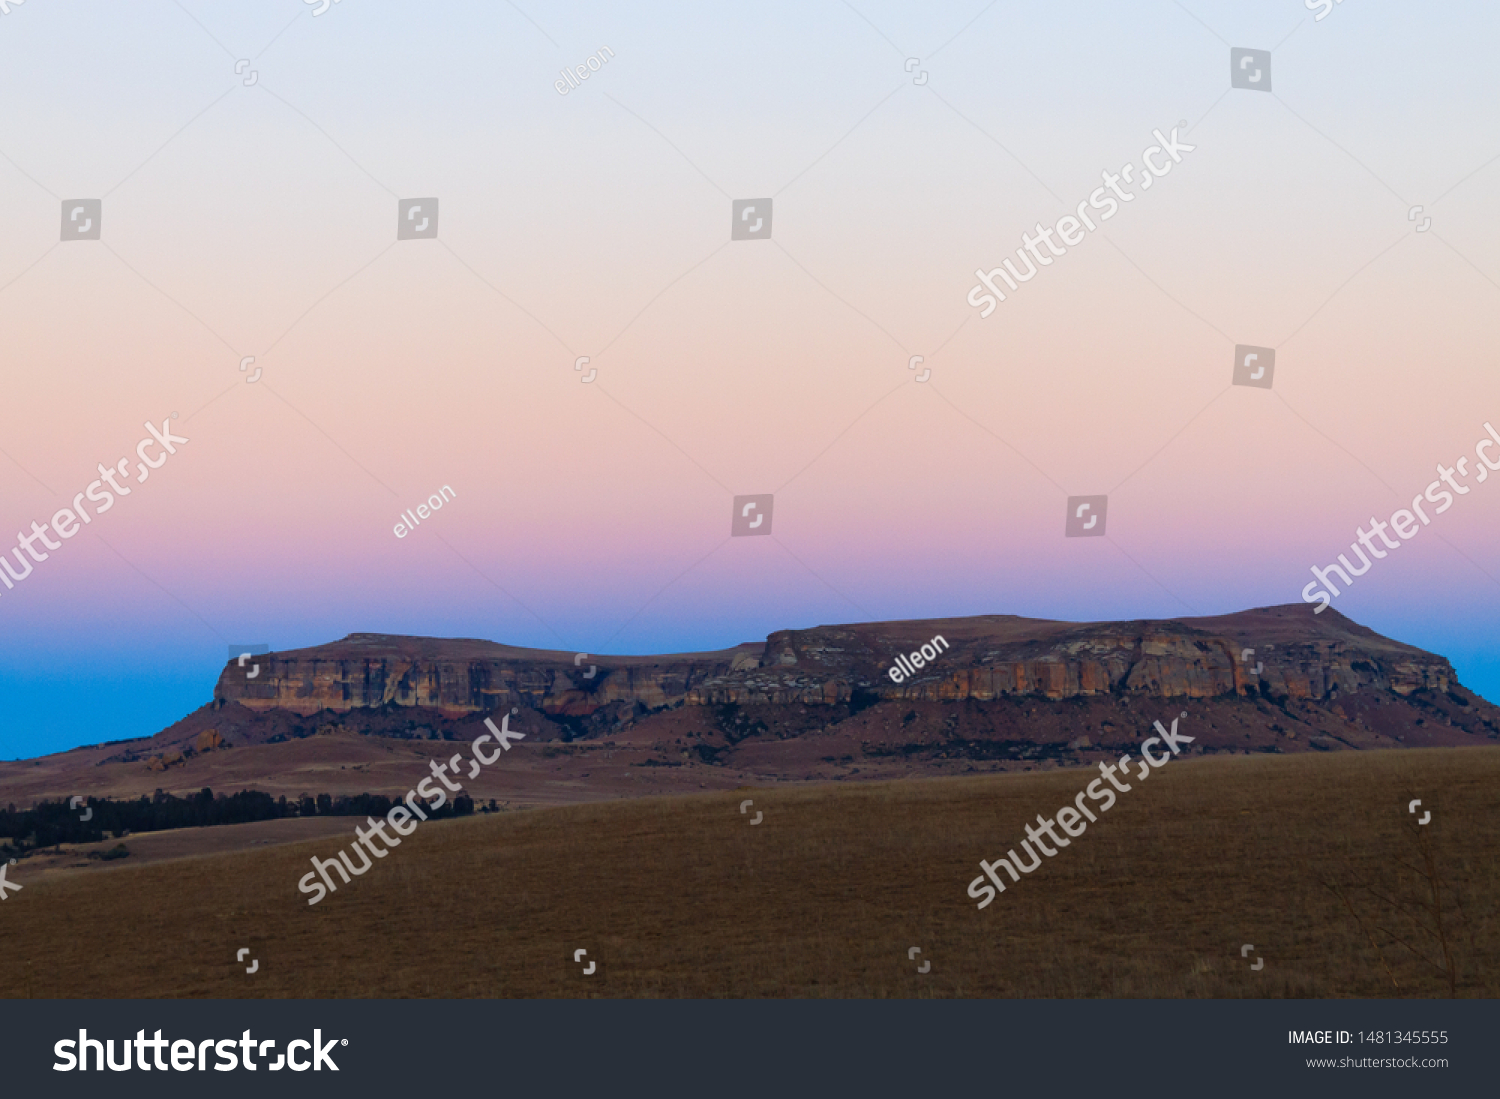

left=2, top=747, right=1496, bottom=998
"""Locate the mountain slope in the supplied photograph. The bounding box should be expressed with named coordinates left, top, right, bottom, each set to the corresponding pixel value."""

left=1, top=604, right=1495, bottom=807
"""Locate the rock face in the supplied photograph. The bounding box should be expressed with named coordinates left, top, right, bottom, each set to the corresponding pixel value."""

left=146, top=751, right=184, bottom=772
left=213, top=605, right=1458, bottom=718
left=6, top=605, right=1493, bottom=809
left=194, top=729, right=226, bottom=753
left=144, top=729, right=229, bottom=771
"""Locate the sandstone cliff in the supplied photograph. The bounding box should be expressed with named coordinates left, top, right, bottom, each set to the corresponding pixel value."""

left=4, top=605, right=1492, bottom=808
left=213, top=605, right=1457, bottom=717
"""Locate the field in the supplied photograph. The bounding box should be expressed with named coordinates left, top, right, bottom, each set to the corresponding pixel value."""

left=2, top=747, right=1496, bottom=998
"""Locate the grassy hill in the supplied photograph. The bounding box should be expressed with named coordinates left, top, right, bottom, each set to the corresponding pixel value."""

left=2, top=747, right=1496, bottom=998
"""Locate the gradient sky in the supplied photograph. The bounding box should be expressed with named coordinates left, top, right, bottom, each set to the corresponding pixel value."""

left=2, top=0, right=1498, bottom=758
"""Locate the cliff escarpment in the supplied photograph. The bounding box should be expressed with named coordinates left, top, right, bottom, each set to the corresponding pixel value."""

left=213, top=605, right=1458, bottom=718
left=5, top=605, right=1494, bottom=809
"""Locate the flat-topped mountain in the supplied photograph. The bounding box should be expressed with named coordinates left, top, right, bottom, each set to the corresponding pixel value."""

left=213, top=604, right=1459, bottom=717
left=2, top=605, right=1494, bottom=809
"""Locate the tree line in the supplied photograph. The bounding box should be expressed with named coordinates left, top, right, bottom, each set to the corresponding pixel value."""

left=0, top=787, right=486, bottom=857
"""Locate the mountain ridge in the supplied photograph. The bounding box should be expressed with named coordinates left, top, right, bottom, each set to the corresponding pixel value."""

left=211, top=604, right=1460, bottom=719
left=1, top=604, right=1494, bottom=810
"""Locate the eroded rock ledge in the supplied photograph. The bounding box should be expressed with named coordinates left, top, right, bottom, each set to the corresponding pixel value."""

left=213, top=605, right=1455, bottom=718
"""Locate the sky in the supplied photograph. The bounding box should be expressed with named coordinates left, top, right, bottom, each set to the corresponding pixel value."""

left=2, top=0, right=1498, bottom=758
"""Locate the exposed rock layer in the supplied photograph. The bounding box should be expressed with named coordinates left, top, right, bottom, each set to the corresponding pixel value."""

left=213, top=605, right=1457, bottom=717
left=5, top=606, right=1495, bottom=809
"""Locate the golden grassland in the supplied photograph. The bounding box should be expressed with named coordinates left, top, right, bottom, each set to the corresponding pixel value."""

left=2, top=747, right=1496, bottom=998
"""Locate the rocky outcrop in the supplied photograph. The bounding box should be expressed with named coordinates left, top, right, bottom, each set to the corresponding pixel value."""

left=145, top=729, right=230, bottom=770
left=213, top=605, right=1459, bottom=718
left=145, top=751, right=184, bottom=772
left=194, top=729, right=227, bottom=753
